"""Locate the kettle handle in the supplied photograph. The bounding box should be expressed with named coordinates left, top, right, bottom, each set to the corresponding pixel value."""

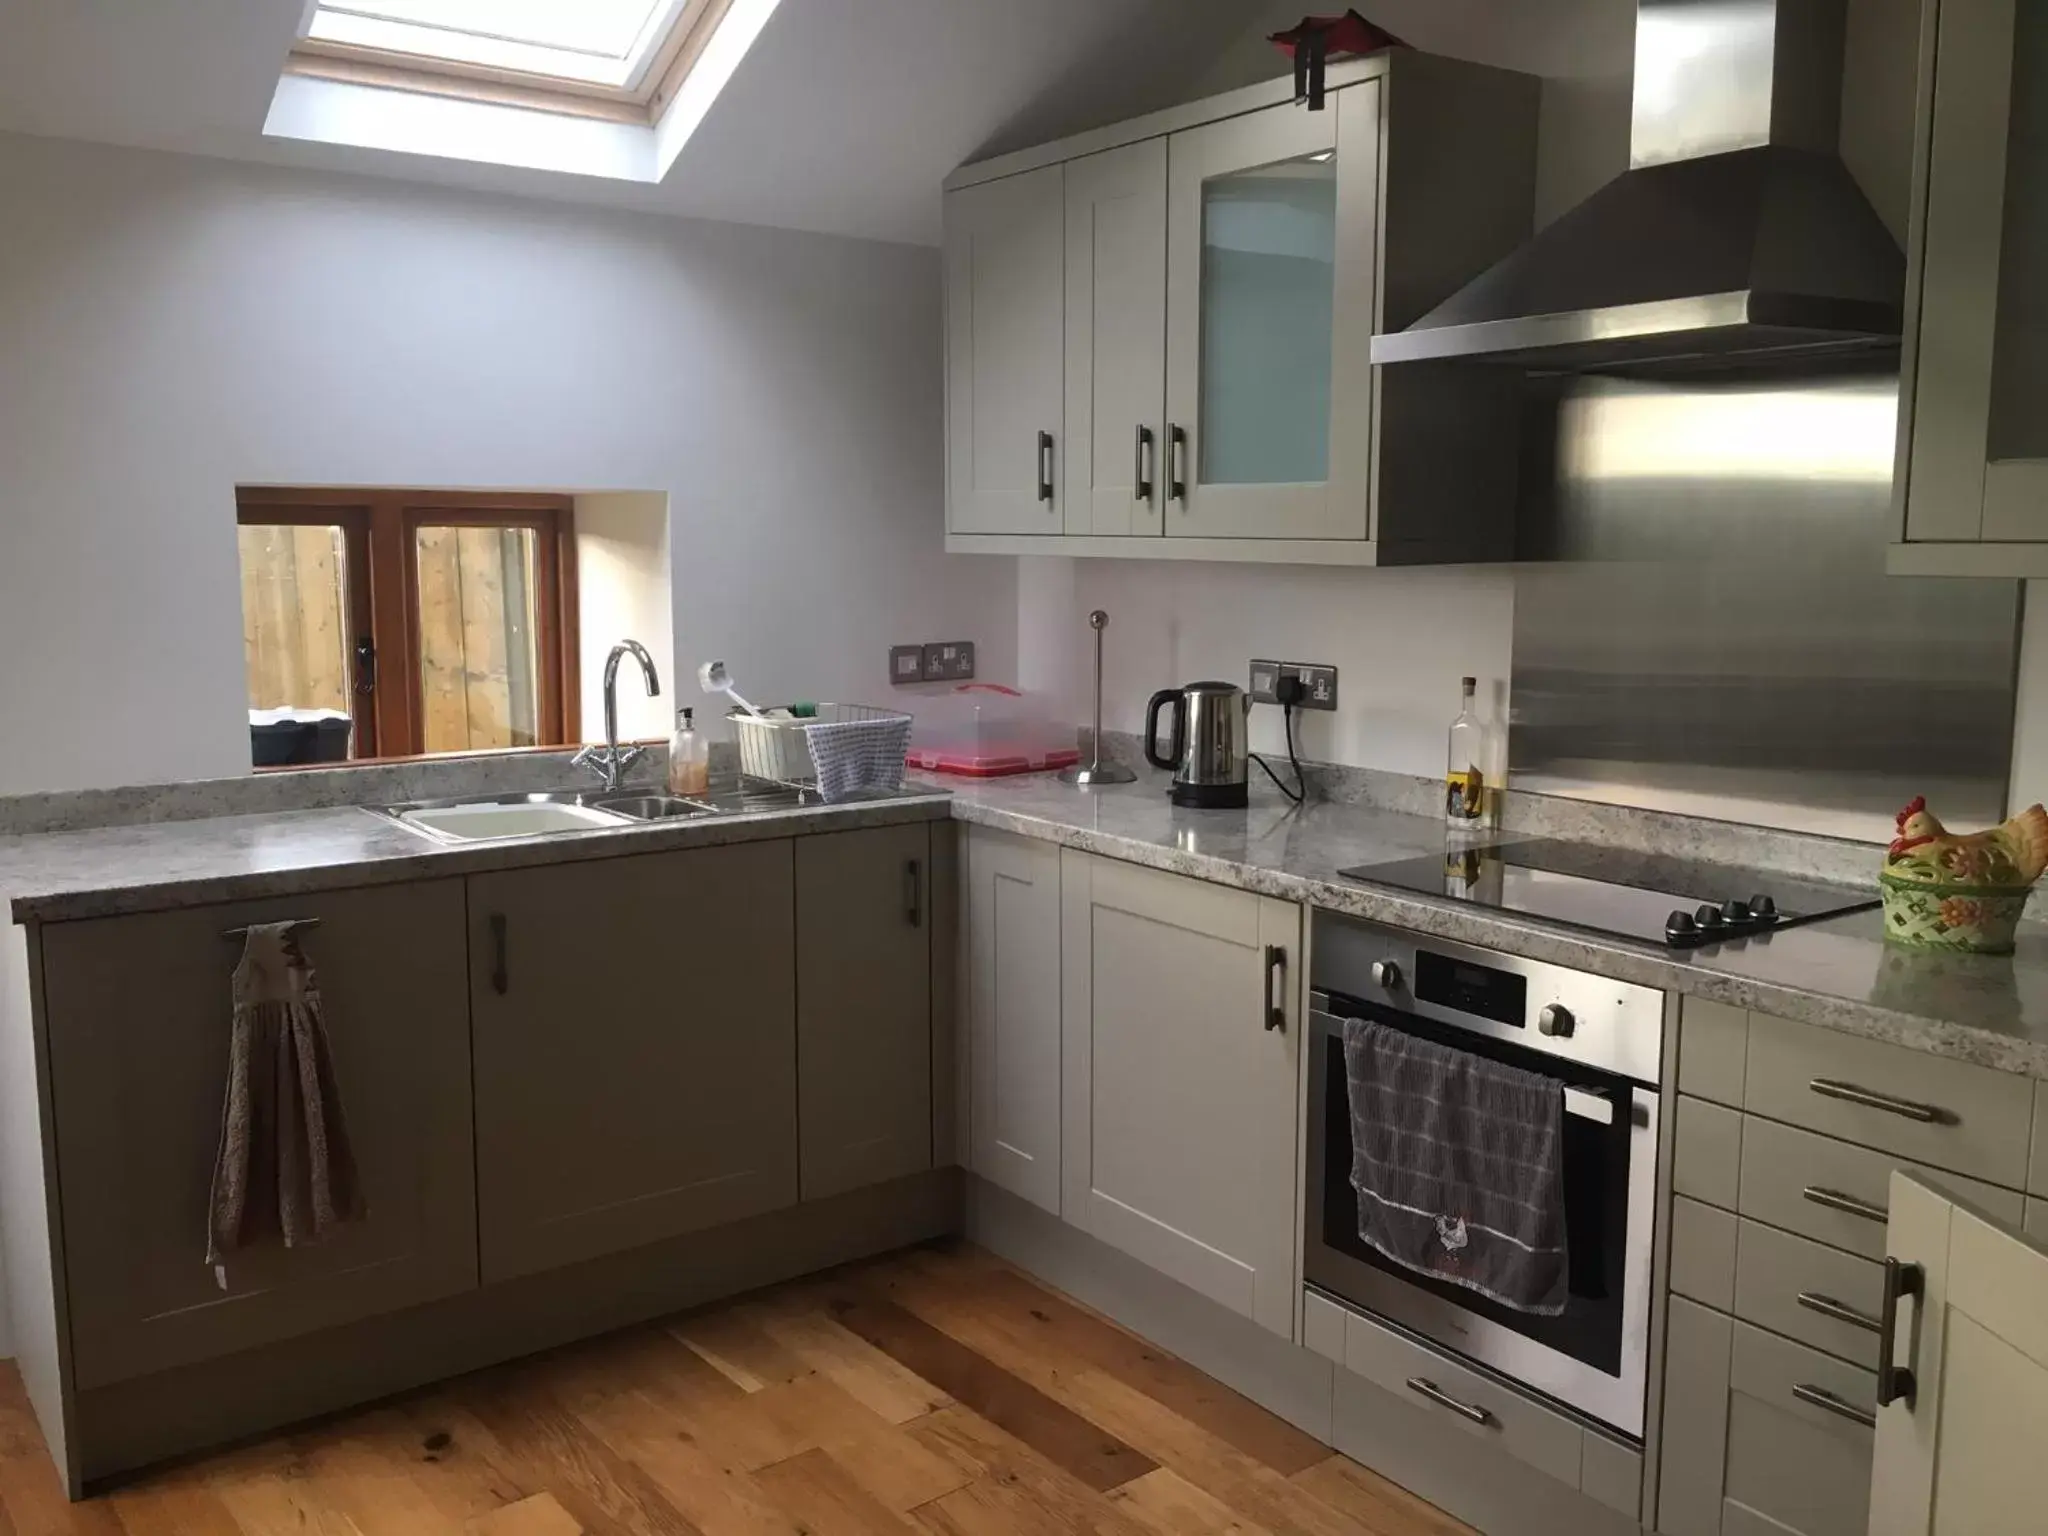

left=1143, top=689, right=1184, bottom=771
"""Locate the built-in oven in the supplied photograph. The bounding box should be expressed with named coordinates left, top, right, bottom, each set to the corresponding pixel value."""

left=1305, top=909, right=1665, bottom=1439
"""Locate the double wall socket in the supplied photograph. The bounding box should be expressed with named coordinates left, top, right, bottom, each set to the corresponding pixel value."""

left=889, top=642, right=977, bottom=685
left=1249, top=659, right=1338, bottom=711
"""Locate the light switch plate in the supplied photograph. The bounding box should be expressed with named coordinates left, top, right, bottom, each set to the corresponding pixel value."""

left=924, top=641, right=976, bottom=681
left=889, top=645, right=926, bottom=686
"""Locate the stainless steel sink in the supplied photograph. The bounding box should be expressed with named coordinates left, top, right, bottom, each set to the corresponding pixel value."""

left=374, top=791, right=637, bottom=843
left=584, top=793, right=719, bottom=821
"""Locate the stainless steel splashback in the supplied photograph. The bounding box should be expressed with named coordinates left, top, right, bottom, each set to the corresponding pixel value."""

left=1511, top=372, right=2021, bottom=843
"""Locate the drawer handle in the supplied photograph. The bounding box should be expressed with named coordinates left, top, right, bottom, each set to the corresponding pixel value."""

left=1792, top=1382, right=1876, bottom=1429
left=1405, top=1376, right=1496, bottom=1427
left=1803, top=1185, right=1888, bottom=1225
left=1808, top=1078, right=1948, bottom=1124
left=489, top=912, right=509, bottom=996
left=1796, top=1291, right=1882, bottom=1334
left=1877, top=1257, right=1923, bottom=1410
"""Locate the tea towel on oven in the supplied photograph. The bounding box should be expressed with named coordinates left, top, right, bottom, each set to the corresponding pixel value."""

left=1342, top=1017, right=1568, bottom=1315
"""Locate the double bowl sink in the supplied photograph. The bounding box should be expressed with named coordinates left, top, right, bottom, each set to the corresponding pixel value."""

left=378, top=782, right=823, bottom=843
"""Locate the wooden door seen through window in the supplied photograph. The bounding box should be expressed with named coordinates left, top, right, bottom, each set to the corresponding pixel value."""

left=236, top=490, right=579, bottom=765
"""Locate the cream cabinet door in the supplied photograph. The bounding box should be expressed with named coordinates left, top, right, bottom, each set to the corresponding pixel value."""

left=1163, top=86, right=1379, bottom=542
left=469, top=842, right=798, bottom=1281
left=1869, top=1172, right=2048, bottom=1533
left=1899, top=0, right=2048, bottom=547
left=966, top=826, right=1063, bottom=1214
left=1063, top=137, right=1167, bottom=537
left=945, top=164, right=1065, bottom=535
left=1059, top=850, right=1300, bottom=1338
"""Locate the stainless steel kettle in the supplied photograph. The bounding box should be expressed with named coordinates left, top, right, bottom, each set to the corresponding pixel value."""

left=1144, top=681, right=1252, bottom=808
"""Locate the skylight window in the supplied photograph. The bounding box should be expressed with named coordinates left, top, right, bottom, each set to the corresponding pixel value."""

left=270, top=0, right=780, bottom=182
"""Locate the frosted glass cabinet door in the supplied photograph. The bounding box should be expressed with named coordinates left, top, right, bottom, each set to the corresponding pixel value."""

left=1903, top=0, right=2048, bottom=543
left=1164, top=87, right=1379, bottom=542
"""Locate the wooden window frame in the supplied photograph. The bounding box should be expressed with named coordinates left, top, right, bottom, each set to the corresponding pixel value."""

left=236, top=489, right=581, bottom=765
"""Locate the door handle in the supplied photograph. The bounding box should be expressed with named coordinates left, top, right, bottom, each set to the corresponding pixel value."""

left=1803, top=1185, right=1888, bottom=1225
left=1135, top=424, right=1155, bottom=503
left=904, top=859, right=923, bottom=928
left=1405, top=1377, right=1495, bottom=1427
left=1792, top=1383, right=1876, bottom=1429
left=1037, top=431, right=1055, bottom=503
left=1167, top=424, right=1187, bottom=504
left=1809, top=1078, right=1947, bottom=1124
left=1876, top=1257, right=1923, bottom=1409
left=1796, top=1291, right=1882, bottom=1334
left=353, top=637, right=377, bottom=696
left=1264, top=945, right=1287, bottom=1032
left=489, top=913, right=508, bottom=996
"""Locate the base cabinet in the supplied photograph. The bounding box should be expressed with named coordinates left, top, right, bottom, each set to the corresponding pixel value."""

left=40, top=880, right=478, bottom=1390
left=469, top=842, right=799, bottom=1282
left=965, top=826, right=1064, bottom=1214
left=1059, top=849, right=1300, bottom=1338
left=795, top=824, right=932, bottom=1200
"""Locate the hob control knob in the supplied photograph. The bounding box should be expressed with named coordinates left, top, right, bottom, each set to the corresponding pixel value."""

left=1667, top=909, right=1697, bottom=938
left=1721, top=897, right=1751, bottom=922
left=1370, top=960, right=1402, bottom=990
left=1537, top=1003, right=1575, bottom=1038
left=1750, top=894, right=1779, bottom=921
left=1695, top=903, right=1726, bottom=929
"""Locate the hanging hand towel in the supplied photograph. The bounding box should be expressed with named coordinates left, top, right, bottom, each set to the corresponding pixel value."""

left=206, top=923, right=365, bottom=1287
left=1343, top=1018, right=1569, bottom=1315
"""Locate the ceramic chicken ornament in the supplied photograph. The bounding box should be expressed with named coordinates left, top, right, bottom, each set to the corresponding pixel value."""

left=1879, top=796, right=2048, bottom=952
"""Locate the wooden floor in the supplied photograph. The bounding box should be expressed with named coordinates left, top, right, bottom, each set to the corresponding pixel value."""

left=0, top=1242, right=1473, bottom=1535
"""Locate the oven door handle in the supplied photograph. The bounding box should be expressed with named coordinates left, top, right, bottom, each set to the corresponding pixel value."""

left=1563, top=1086, right=1614, bottom=1125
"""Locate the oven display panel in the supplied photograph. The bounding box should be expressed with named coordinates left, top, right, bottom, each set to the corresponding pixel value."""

left=1413, top=950, right=1527, bottom=1027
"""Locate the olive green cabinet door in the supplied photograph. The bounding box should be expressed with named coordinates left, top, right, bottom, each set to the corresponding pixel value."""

left=795, top=824, right=932, bottom=1201
left=43, top=880, right=477, bottom=1390
left=469, top=842, right=798, bottom=1282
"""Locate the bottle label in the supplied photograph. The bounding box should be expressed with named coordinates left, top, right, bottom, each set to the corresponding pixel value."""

left=1446, top=767, right=1485, bottom=822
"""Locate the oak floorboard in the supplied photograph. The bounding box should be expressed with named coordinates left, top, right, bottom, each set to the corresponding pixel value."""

left=0, top=1245, right=1467, bottom=1536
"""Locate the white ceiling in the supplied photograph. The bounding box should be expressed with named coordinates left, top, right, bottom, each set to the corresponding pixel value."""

left=0, top=0, right=1295, bottom=245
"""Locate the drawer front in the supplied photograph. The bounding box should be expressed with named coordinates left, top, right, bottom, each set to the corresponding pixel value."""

left=1723, top=1321, right=1874, bottom=1536
left=1744, top=1013, right=2033, bottom=1187
left=1732, top=1219, right=1883, bottom=1368
left=1738, top=1114, right=2025, bottom=1261
left=1675, top=1095, right=1744, bottom=1209
left=1342, top=1306, right=1583, bottom=1490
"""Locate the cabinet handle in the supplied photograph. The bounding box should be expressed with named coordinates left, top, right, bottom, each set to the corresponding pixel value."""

left=1803, top=1185, right=1888, bottom=1225
left=1877, top=1257, right=1923, bottom=1410
left=1037, top=431, right=1055, bottom=503
left=1792, top=1383, right=1876, bottom=1428
left=489, top=912, right=508, bottom=996
left=1264, top=945, right=1287, bottom=1032
left=1809, top=1077, right=1947, bottom=1123
left=1405, top=1377, right=1495, bottom=1427
left=1796, top=1291, right=1882, bottom=1334
left=1167, top=424, right=1187, bottom=504
left=1134, top=424, right=1155, bottom=502
left=904, top=859, right=923, bottom=928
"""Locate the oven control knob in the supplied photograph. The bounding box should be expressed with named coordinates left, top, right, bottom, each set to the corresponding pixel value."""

left=1537, top=1003, right=1575, bottom=1038
left=1370, top=960, right=1403, bottom=990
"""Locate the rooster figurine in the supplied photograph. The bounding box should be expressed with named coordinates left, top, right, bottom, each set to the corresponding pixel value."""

left=1880, top=796, right=2048, bottom=952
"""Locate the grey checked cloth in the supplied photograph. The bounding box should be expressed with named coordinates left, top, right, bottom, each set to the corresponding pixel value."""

left=1342, top=1017, right=1570, bottom=1316
left=804, top=716, right=911, bottom=802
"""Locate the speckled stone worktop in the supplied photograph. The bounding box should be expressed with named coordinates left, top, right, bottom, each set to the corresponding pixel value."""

left=945, top=771, right=2048, bottom=1081
left=6, top=763, right=2048, bottom=1078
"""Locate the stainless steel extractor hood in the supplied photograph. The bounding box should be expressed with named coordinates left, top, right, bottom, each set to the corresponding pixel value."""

left=1373, top=0, right=1904, bottom=371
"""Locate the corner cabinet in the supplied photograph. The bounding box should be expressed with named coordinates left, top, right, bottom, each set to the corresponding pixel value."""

left=1891, top=0, right=2048, bottom=574
left=1058, top=850, right=1300, bottom=1338
left=943, top=51, right=1538, bottom=566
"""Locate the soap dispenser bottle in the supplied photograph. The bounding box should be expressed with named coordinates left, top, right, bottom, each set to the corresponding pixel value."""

left=667, top=707, right=709, bottom=796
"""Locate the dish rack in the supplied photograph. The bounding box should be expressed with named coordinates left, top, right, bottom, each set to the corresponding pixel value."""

left=728, top=703, right=913, bottom=794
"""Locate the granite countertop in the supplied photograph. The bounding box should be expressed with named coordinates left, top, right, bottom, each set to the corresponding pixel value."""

left=945, top=771, right=2048, bottom=1081
left=7, top=764, right=2048, bottom=1079
left=0, top=790, right=953, bottom=924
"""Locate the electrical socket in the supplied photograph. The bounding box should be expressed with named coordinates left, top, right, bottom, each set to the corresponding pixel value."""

left=1249, top=659, right=1338, bottom=711
left=888, top=645, right=926, bottom=686
left=923, top=641, right=976, bottom=681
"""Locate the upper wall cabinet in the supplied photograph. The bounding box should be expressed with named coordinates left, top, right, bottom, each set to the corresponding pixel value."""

left=1893, top=0, right=2048, bottom=575
left=943, top=52, right=1539, bottom=566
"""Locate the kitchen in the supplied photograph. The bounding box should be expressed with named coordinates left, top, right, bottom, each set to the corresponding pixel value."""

left=0, top=0, right=2044, bottom=1532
